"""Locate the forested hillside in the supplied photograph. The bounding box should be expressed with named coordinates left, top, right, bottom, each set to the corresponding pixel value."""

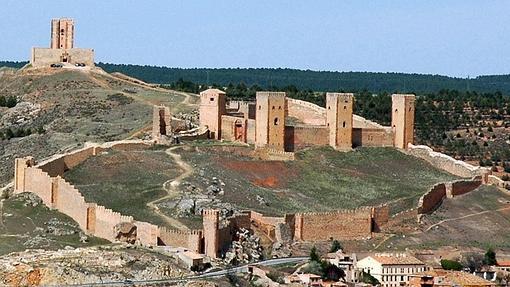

left=2, top=61, right=510, bottom=94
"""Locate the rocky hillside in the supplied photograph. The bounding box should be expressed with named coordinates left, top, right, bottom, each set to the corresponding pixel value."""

left=0, top=66, right=197, bottom=187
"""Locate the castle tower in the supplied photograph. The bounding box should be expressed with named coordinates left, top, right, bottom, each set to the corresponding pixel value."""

left=326, top=93, right=354, bottom=150
left=391, top=94, right=416, bottom=149
left=152, top=105, right=172, bottom=139
left=255, top=92, right=286, bottom=151
left=199, top=89, right=226, bottom=139
left=202, top=209, right=220, bottom=258
left=14, top=157, right=35, bottom=193
left=51, top=18, right=74, bottom=49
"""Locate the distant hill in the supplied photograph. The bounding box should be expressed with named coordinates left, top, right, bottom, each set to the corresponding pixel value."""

left=2, top=61, right=510, bottom=94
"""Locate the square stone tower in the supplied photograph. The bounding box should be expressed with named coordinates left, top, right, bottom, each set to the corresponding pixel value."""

left=51, top=18, right=74, bottom=49
left=391, top=94, right=416, bottom=149
left=255, top=92, right=286, bottom=151
left=326, top=93, right=354, bottom=150
left=152, top=105, right=172, bottom=138
left=202, top=209, right=220, bottom=258
left=199, top=89, right=226, bottom=139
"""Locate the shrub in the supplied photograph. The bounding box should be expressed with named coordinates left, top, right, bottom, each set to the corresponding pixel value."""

left=484, top=248, right=497, bottom=266
left=329, top=240, right=343, bottom=253
left=441, top=259, right=463, bottom=271
left=310, top=246, right=320, bottom=262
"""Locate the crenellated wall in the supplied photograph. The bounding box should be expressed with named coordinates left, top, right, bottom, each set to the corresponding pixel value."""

left=417, top=179, right=482, bottom=214
left=407, top=144, right=491, bottom=180
left=293, top=209, right=373, bottom=241
left=417, top=183, right=447, bottom=214
left=158, top=227, right=203, bottom=253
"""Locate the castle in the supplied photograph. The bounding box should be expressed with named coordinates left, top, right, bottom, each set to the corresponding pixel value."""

left=199, top=89, right=416, bottom=155
left=31, top=18, right=95, bottom=68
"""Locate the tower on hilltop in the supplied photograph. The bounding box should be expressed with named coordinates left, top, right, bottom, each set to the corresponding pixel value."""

left=391, top=94, right=416, bottom=149
left=199, top=89, right=226, bottom=140
left=326, top=93, right=354, bottom=150
left=51, top=18, right=74, bottom=49
left=255, top=91, right=286, bottom=151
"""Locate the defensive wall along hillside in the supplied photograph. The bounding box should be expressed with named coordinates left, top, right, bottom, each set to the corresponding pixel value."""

left=14, top=140, right=206, bottom=253
left=13, top=139, right=398, bottom=256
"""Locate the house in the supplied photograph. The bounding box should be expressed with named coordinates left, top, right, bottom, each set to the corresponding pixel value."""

left=495, top=260, right=510, bottom=273
left=175, top=249, right=204, bottom=269
left=357, top=253, right=426, bottom=287
left=285, top=273, right=322, bottom=286
left=408, top=270, right=497, bottom=287
left=324, top=250, right=359, bottom=282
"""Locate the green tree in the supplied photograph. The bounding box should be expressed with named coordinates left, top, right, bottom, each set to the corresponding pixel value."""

left=329, top=240, right=343, bottom=253
left=309, top=246, right=320, bottom=262
left=440, top=259, right=463, bottom=271
left=484, top=248, right=497, bottom=266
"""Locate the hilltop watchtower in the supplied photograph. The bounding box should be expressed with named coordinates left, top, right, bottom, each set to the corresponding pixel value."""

left=255, top=92, right=286, bottom=151
left=391, top=94, right=415, bottom=149
left=51, top=18, right=74, bottom=49
left=199, top=89, right=226, bottom=140
left=326, top=93, right=354, bottom=150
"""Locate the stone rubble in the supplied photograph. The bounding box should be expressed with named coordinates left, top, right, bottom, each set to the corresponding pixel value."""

left=224, top=228, right=263, bottom=265
left=0, top=245, right=189, bottom=286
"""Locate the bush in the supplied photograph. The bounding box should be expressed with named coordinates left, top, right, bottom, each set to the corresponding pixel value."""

left=310, top=246, right=320, bottom=262
left=301, top=261, right=323, bottom=276
left=329, top=240, right=343, bottom=253
left=484, top=248, right=497, bottom=266
left=266, top=270, right=285, bottom=284
left=441, top=259, right=463, bottom=271
left=361, top=271, right=380, bottom=285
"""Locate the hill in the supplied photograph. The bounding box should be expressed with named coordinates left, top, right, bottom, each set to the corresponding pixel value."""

left=95, top=63, right=510, bottom=94
left=61, top=145, right=457, bottom=231
left=0, top=66, right=196, bottom=186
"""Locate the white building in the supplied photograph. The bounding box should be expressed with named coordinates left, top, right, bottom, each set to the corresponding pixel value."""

left=357, top=253, right=426, bottom=287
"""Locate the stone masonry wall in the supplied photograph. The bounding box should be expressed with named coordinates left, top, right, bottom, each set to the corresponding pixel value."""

left=451, top=180, right=482, bottom=197
left=293, top=209, right=373, bottom=241
left=158, top=228, right=202, bottom=253
left=24, top=167, right=53, bottom=206
left=352, top=128, right=394, bottom=147
left=54, top=177, right=89, bottom=231
left=407, top=144, right=490, bottom=179
left=284, top=125, right=329, bottom=151
left=417, top=183, right=446, bottom=214
left=31, top=48, right=94, bottom=67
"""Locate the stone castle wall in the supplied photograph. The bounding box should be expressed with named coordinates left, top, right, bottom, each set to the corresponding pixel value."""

left=286, top=98, right=326, bottom=125
left=407, top=144, right=490, bottom=179
left=158, top=227, right=202, bottom=253
left=450, top=180, right=482, bottom=197
left=284, top=125, right=329, bottom=151
left=293, top=208, right=373, bottom=241
left=353, top=128, right=394, bottom=147
left=417, top=183, right=447, bottom=214
left=31, top=48, right=95, bottom=68
left=417, top=179, right=482, bottom=214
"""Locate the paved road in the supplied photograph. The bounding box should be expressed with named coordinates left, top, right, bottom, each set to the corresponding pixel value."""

left=67, top=257, right=308, bottom=287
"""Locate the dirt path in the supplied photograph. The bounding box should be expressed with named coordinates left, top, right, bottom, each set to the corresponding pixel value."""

left=425, top=205, right=510, bottom=232
left=146, top=146, right=193, bottom=230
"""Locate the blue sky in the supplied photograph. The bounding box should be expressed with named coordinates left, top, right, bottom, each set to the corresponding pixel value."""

left=1, top=0, right=509, bottom=77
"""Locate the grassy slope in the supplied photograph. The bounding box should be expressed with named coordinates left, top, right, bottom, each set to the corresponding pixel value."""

left=384, top=185, right=510, bottom=250
left=180, top=146, right=458, bottom=215
left=0, top=69, right=194, bottom=185
left=0, top=193, right=108, bottom=255
left=63, top=148, right=182, bottom=227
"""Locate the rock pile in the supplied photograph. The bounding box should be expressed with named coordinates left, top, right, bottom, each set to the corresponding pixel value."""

left=224, top=228, right=263, bottom=265
left=0, top=245, right=189, bottom=286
